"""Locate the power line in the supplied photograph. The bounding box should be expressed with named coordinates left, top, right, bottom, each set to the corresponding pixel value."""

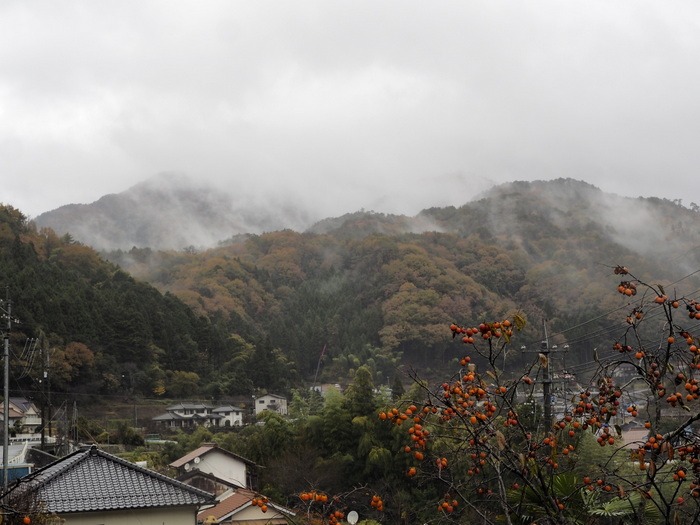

left=522, top=279, right=700, bottom=356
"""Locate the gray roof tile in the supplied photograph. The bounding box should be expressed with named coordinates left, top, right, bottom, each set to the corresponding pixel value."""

left=6, top=445, right=213, bottom=513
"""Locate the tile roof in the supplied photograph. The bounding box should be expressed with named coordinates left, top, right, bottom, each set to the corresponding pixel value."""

left=212, top=405, right=243, bottom=413
left=0, top=406, right=24, bottom=419
left=153, top=412, right=221, bottom=421
left=197, top=487, right=292, bottom=523
left=9, top=397, right=36, bottom=413
left=152, top=412, right=186, bottom=421
left=199, top=487, right=254, bottom=521
left=227, top=521, right=289, bottom=525
left=256, top=394, right=286, bottom=400
left=5, top=445, right=214, bottom=513
left=621, top=427, right=651, bottom=448
left=166, top=402, right=213, bottom=410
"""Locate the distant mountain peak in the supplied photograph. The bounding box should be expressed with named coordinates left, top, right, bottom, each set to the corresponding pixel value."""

left=34, top=173, right=314, bottom=251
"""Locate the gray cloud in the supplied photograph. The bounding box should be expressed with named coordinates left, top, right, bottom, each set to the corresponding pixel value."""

left=2, top=0, right=699, bottom=220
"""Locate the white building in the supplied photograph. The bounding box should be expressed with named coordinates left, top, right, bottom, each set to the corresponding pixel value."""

left=170, top=442, right=257, bottom=489
left=152, top=402, right=245, bottom=428
left=9, top=397, right=42, bottom=434
left=212, top=405, right=244, bottom=427
left=254, top=394, right=288, bottom=416
left=152, top=402, right=216, bottom=428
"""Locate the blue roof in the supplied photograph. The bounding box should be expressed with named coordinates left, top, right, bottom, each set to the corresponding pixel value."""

left=4, top=445, right=214, bottom=513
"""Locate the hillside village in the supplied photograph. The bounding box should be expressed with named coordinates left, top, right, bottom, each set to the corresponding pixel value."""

left=151, top=394, right=288, bottom=430
left=0, top=395, right=295, bottom=524
left=2, top=376, right=685, bottom=524
left=3, top=440, right=294, bottom=524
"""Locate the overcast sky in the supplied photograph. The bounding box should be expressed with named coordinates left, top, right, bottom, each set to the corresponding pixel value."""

left=2, top=1, right=699, bottom=220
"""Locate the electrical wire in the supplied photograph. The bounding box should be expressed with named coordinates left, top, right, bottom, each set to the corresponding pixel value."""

left=521, top=277, right=700, bottom=355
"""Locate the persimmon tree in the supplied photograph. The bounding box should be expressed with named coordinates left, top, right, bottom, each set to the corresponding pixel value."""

left=288, top=488, right=385, bottom=525
left=575, top=266, right=700, bottom=524
left=1, top=483, right=55, bottom=524
left=375, top=265, right=700, bottom=524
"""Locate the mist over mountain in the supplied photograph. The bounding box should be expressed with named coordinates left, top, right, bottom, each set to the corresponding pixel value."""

left=34, top=173, right=316, bottom=251
left=308, top=179, right=700, bottom=272
left=425, top=179, right=699, bottom=262
left=34, top=176, right=700, bottom=276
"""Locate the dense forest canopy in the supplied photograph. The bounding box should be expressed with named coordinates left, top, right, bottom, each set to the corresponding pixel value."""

left=2, top=179, right=699, bottom=406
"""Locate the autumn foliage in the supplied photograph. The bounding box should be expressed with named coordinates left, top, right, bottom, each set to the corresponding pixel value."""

left=370, top=265, right=700, bottom=524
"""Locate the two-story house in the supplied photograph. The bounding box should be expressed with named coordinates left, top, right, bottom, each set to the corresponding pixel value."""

left=254, top=394, right=288, bottom=416
left=9, top=398, right=42, bottom=434
left=212, top=405, right=244, bottom=427
left=170, top=442, right=258, bottom=490
left=153, top=403, right=245, bottom=429
left=152, top=402, right=219, bottom=428
left=172, top=443, right=293, bottom=524
left=0, top=404, right=23, bottom=432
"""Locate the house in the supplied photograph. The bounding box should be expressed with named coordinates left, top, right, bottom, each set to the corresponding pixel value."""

left=152, top=403, right=245, bottom=429
left=9, top=398, right=42, bottom=434
left=0, top=398, right=56, bottom=448
left=311, top=383, right=342, bottom=397
left=177, top=469, right=241, bottom=499
left=173, top=444, right=295, bottom=524
left=170, top=442, right=258, bottom=490
left=197, top=487, right=293, bottom=524
left=254, top=394, right=288, bottom=416
left=2, top=444, right=214, bottom=525
left=212, top=405, right=244, bottom=427
left=620, top=424, right=650, bottom=449
left=0, top=403, right=24, bottom=432
left=179, top=470, right=295, bottom=523
left=152, top=403, right=219, bottom=428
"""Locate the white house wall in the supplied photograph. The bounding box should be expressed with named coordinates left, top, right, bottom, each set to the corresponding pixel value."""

left=254, top=396, right=288, bottom=416
left=217, top=412, right=243, bottom=427
left=199, top=452, right=248, bottom=488
left=59, top=506, right=201, bottom=525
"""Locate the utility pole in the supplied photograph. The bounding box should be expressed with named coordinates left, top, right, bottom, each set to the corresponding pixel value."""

left=2, top=293, right=11, bottom=493
left=522, top=320, right=567, bottom=432
left=39, top=346, right=54, bottom=453
left=72, top=401, right=78, bottom=444
left=541, top=323, right=552, bottom=430
left=47, top=348, right=52, bottom=441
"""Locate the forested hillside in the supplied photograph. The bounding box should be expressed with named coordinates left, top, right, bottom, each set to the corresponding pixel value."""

left=3, top=179, right=699, bottom=406
left=107, top=179, right=700, bottom=391
left=0, top=205, right=293, bottom=404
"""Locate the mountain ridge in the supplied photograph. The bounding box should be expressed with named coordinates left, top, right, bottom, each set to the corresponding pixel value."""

left=33, top=174, right=698, bottom=259
left=34, top=172, right=316, bottom=251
